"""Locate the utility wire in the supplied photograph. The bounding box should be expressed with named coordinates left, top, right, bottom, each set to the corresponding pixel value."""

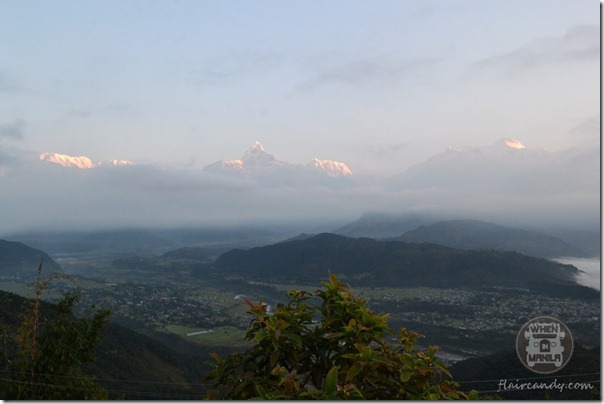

left=1, top=369, right=214, bottom=386
left=0, top=376, right=205, bottom=399
left=2, top=369, right=599, bottom=394
left=2, top=367, right=599, bottom=388
left=1, top=373, right=599, bottom=398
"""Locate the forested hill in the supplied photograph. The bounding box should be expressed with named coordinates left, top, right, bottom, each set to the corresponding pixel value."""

left=394, top=219, right=588, bottom=259
left=199, top=233, right=597, bottom=298
left=0, top=239, right=62, bottom=278
left=0, top=290, right=215, bottom=399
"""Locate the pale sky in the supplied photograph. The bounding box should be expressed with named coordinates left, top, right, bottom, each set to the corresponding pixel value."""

left=0, top=0, right=599, bottom=175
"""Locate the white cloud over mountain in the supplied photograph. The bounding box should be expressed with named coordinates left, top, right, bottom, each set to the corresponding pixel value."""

left=0, top=139, right=598, bottom=235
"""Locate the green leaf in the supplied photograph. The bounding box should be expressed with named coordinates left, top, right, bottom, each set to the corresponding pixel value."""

left=323, top=331, right=345, bottom=340
left=426, top=345, right=438, bottom=357
left=346, top=363, right=363, bottom=381
left=400, top=370, right=412, bottom=383
left=283, top=332, right=303, bottom=349
left=255, top=384, right=268, bottom=399
left=324, top=366, right=339, bottom=395
left=255, top=329, right=268, bottom=342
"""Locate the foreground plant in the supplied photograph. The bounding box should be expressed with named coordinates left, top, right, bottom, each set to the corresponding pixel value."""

left=204, top=274, right=468, bottom=399
left=0, top=263, right=110, bottom=400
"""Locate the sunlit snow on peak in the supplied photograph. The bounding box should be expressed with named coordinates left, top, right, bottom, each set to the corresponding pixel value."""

left=39, top=152, right=133, bottom=169
left=309, top=158, right=352, bottom=177
left=242, top=141, right=278, bottom=166
left=250, top=141, right=265, bottom=152
left=504, top=139, right=525, bottom=149
left=39, top=152, right=96, bottom=169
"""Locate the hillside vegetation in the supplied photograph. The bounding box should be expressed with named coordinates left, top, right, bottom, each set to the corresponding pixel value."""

left=200, top=233, right=595, bottom=298
left=0, top=289, right=218, bottom=399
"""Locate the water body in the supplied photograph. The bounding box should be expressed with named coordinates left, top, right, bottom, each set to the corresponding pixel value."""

left=553, top=257, right=601, bottom=291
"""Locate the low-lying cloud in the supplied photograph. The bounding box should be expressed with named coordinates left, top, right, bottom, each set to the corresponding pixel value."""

left=0, top=139, right=598, bottom=237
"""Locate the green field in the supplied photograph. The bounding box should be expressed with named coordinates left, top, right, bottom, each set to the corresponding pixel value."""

left=163, top=325, right=248, bottom=347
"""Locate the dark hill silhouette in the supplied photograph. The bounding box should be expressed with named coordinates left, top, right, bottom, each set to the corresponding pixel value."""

left=0, top=239, right=62, bottom=279
left=199, top=233, right=596, bottom=298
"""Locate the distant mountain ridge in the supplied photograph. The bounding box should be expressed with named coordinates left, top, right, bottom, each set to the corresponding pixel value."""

left=394, top=219, right=587, bottom=259
left=333, top=213, right=593, bottom=258
left=333, top=211, right=439, bottom=238
left=388, top=138, right=599, bottom=195
left=204, top=141, right=352, bottom=179
left=199, top=233, right=596, bottom=298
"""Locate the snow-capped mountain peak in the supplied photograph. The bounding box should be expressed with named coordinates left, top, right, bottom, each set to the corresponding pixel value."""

left=249, top=141, right=265, bottom=152
left=39, top=152, right=96, bottom=169
left=503, top=138, right=525, bottom=150
left=203, top=142, right=353, bottom=184
left=39, top=152, right=133, bottom=169
left=308, top=158, right=352, bottom=177
left=481, top=138, right=549, bottom=161
left=442, top=138, right=527, bottom=158
left=241, top=141, right=279, bottom=167
left=98, top=159, right=134, bottom=167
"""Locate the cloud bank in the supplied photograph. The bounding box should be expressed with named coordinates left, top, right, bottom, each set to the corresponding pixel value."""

left=0, top=139, right=598, bottom=236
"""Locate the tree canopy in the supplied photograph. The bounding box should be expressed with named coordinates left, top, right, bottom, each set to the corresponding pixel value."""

left=204, top=274, right=468, bottom=399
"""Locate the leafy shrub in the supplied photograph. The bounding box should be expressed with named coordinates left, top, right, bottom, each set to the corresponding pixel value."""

left=204, top=274, right=468, bottom=399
